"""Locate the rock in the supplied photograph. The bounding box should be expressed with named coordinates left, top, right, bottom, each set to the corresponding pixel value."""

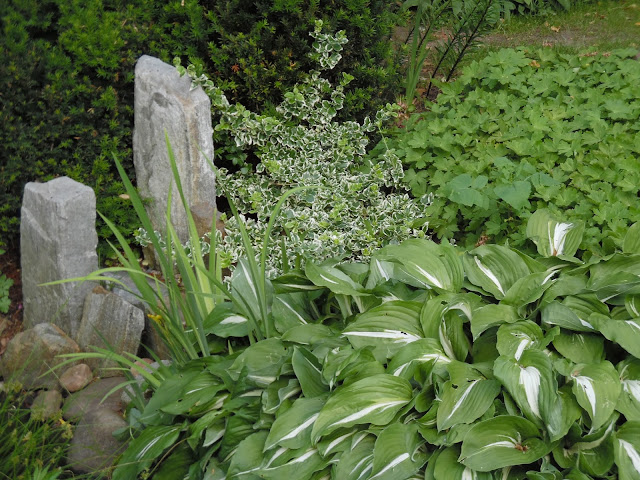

left=59, top=363, right=93, bottom=393
left=31, top=389, right=63, bottom=420
left=0, top=323, right=80, bottom=390
left=66, top=408, right=128, bottom=476
left=121, top=359, right=172, bottom=405
left=133, top=55, right=216, bottom=247
left=20, top=177, right=98, bottom=339
left=76, top=286, right=145, bottom=376
left=63, top=376, right=126, bottom=421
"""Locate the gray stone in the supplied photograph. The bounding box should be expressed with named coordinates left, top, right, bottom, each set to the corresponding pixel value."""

left=31, top=389, right=63, bottom=420
left=0, top=323, right=80, bottom=389
left=63, top=376, right=126, bottom=421
left=21, top=177, right=98, bottom=338
left=59, top=363, right=93, bottom=392
left=67, top=407, right=128, bottom=476
left=133, top=55, right=216, bottom=247
left=76, top=286, right=145, bottom=376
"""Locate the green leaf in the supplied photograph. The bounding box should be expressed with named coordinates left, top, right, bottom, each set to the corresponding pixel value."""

left=526, top=209, right=584, bottom=257
left=258, top=447, right=326, bottom=480
left=552, top=332, right=604, bottom=365
left=272, top=293, right=314, bottom=333
left=291, top=347, right=329, bottom=398
left=459, top=416, right=551, bottom=472
left=112, top=425, right=183, bottom=480
left=463, top=245, right=531, bottom=300
left=387, top=338, right=451, bottom=379
left=264, top=396, right=326, bottom=451
left=570, top=361, right=622, bottom=431
left=471, top=303, right=520, bottom=340
left=496, top=321, right=545, bottom=360
left=342, top=301, right=423, bottom=362
left=333, top=433, right=376, bottom=480
left=618, top=358, right=640, bottom=422
left=494, top=180, right=531, bottom=210
left=433, top=446, right=493, bottom=480
left=228, top=338, right=291, bottom=387
left=623, top=223, right=640, bottom=254
left=592, top=315, right=640, bottom=359
left=614, top=422, right=640, bottom=480
left=206, top=302, right=249, bottom=338
left=227, top=431, right=269, bottom=479
left=305, top=260, right=368, bottom=296
left=311, top=374, right=412, bottom=443
left=437, top=375, right=501, bottom=431
left=369, top=423, right=428, bottom=480
left=541, top=299, right=603, bottom=332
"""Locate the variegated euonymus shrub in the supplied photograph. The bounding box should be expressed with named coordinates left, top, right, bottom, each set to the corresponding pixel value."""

left=171, top=21, right=429, bottom=275
left=111, top=208, right=640, bottom=480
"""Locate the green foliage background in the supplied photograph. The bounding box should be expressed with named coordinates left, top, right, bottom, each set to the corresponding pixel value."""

left=0, top=0, right=401, bottom=254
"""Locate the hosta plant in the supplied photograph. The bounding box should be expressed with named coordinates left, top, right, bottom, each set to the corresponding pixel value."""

left=104, top=208, right=640, bottom=479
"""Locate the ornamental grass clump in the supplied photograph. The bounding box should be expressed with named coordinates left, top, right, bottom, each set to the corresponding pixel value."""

left=178, top=21, right=430, bottom=276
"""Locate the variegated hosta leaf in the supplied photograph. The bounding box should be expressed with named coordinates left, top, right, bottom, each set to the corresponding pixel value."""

left=421, top=295, right=474, bottom=361
left=432, top=446, right=493, bottom=480
left=258, top=446, right=326, bottom=480
left=227, top=338, right=291, bottom=387
left=342, top=301, right=423, bottom=361
left=470, top=303, right=520, bottom=340
left=526, top=208, right=584, bottom=258
left=617, top=358, right=640, bottom=422
left=496, top=321, right=546, bottom=360
left=282, top=324, right=346, bottom=348
left=551, top=331, right=604, bottom=365
left=459, top=415, right=551, bottom=472
left=205, top=302, right=249, bottom=338
left=387, top=338, right=451, bottom=379
left=570, top=361, right=622, bottom=432
left=369, top=423, right=428, bottom=480
left=544, top=385, right=582, bottom=443
left=374, top=239, right=464, bottom=292
left=501, top=270, right=558, bottom=311
left=230, top=257, right=274, bottom=323
left=262, top=377, right=301, bottom=415
left=623, top=222, right=640, bottom=254
left=316, top=428, right=360, bottom=458
left=112, top=425, right=183, bottom=480
left=264, top=396, right=326, bottom=451
left=494, top=350, right=558, bottom=429
left=332, top=433, right=376, bottom=480
left=541, top=296, right=607, bottom=332
left=272, top=292, right=314, bottom=333
left=591, top=314, right=640, bottom=359
left=291, top=346, right=329, bottom=398
left=625, top=294, right=640, bottom=319
left=310, top=374, right=412, bottom=443
left=463, top=245, right=531, bottom=300
left=305, top=260, right=369, bottom=296
left=436, top=376, right=501, bottom=431
left=613, top=421, right=640, bottom=480
left=227, top=431, right=269, bottom=479
left=587, top=254, right=640, bottom=301
left=575, top=414, right=617, bottom=477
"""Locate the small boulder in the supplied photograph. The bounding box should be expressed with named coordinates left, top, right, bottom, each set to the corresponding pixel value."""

left=31, top=389, right=63, bottom=420
left=59, top=363, right=93, bottom=393
left=63, top=376, right=126, bottom=421
left=66, top=408, right=128, bottom=476
left=0, top=323, right=80, bottom=390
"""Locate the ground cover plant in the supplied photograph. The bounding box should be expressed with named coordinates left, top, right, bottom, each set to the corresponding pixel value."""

left=375, top=46, right=640, bottom=254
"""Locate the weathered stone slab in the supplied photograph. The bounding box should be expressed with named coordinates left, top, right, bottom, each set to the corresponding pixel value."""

left=76, top=286, right=145, bottom=376
left=133, top=55, right=216, bottom=245
left=63, top=376, right=126, bottom=421
left=21, top=177, right=98, bottom=338
left=0, top=323, right=80, bottom=390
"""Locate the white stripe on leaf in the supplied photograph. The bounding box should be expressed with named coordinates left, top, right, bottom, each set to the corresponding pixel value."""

left=619, top=439, right=640, bottom=472
left=575, top=376, right=598, bottom=418
left=474, top=257, right=505, bottom=295
left=519, top=366, right=542, bottom=418
left=369, top=453, right=410, bottom=480
left=549, top=221, right=573, bottom=256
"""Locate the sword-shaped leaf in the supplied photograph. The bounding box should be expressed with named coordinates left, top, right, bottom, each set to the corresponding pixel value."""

left=369, top=423, right=428, bottom=480
left=463, top=245, right=531, bottom=300
left=264, top=396, right=326, bottom=451
left=570, top=361, right=621, bottom=432
left=526, top=209, right=584, bottom=258
left=311, top=374, right=412, bottom=443
left=459, top=416, right=551, bottom=472
left=342, top=301, right=423, bottom=361
left=618, top=358, right=640, bottom=422
left=614, top=422, right=640, bottom=480
left=375, top=239, right=464, bottom=292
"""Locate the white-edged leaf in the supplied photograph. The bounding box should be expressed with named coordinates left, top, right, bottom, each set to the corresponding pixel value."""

left=311, top=374, right=412, bottom=443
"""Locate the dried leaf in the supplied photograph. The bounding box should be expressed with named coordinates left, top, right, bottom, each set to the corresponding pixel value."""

left=550, top=26, right=560, bottom=32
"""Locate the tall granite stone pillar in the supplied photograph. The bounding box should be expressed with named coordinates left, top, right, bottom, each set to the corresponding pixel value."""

left=133, top=55, right=216, bottom=245
left=20, top=177, right=98, bottom=339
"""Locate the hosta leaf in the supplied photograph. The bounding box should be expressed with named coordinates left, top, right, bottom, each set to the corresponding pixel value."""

left=617, top=358, right=640, bottom=422
left=471, top=303, right=520, bottom=340
left=459, top=416, right=551, bottom=472
left=205, top=302, right=249, bottom=338
left=501, top=270, right=558, bottom=310
left=112, top=425, right=183, bottom=480
left=375, top=239, right=464, bottom=292
left=463, top=245, right=531, bottom=300
left=311, top=374, right=412, bottom=443
left=282, top=324, right=345, bottom=348
left=369, top=423, right=428, bottom=480
left=545, top=385, right=582, bottom=442
left=437, top=376, right=501, bottom=430
left=496, top=321, right=545, bottom=360
left=623, top=223, right=640, bottom=254
left=291, top=347, right=329, bottom=398
left=316, top=428, right=359, bottom=458
left=387, top=338, right=451, bottom=379
left=526, top=209, right=584, bottom=257
left=342, top=301, right=423, bottom=361
left=228, top=338, right=291, bottom=386
left=591, top=314, right=640, bottom=358
left=614, top=422, right=640, bottom=480
left=570, top=361, right=621, bottom=431
left=551, top=332, right=604, bottom=365
left=332, top=434, right=376, bottom=480
left=160, top=371, right=225, bottom=415
left=264, top=396, right=326, bottom=451
left=272, top=293, right=313, bottom=333
left=305, top=260, right=368, bottom=296
left=494, top=350, right=558, bottom=428
left=258, top=447, right=326, bottom=480
left=541, top=298, right=603, bottom=332
left=433, top=446, right=493, bottom=480
left=575, top=415, right=617, bottom=477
